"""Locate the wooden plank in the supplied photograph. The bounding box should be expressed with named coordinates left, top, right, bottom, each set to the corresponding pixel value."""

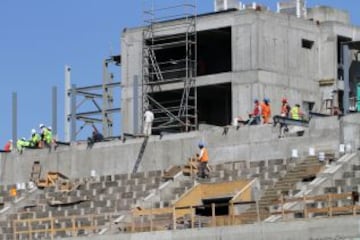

left=274, top=193, right=353, bottom=204
left=133, top=207, right=173, bottom=216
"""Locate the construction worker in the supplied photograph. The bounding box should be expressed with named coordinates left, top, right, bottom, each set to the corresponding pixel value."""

left=290, top=104, right=303, bottom=120
left=276, top=98, right=291, bottom=138
left=249, top=98, right=261, bottom=125
left=47, top=126, right=58, bottom=150
left=16, top=137, right=30, bottom=154
left=261, top=97, right=271, bottom=124
left=29, top=129, right=41, bottom=148
left=143, top=106, right=154, bottom=136
left=197, top=142, right=209, bottom=178
left=280, top=98, right=291, bottom=118
left=3, top=140, right=13, bottom=152
left=39, top=124, right=53, bottom=150
left=87, top=124, right=104, bottom=149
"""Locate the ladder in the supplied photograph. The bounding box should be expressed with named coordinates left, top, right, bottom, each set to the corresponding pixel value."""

left=132, top=136, right=149, bottom=174
left=148, top=48, right=164, bottom=82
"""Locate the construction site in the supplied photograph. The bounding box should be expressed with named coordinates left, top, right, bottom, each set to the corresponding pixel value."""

left=2, top=0, right=360, bottom=239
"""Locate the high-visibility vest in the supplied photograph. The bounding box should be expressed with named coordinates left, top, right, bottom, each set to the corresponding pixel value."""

left=31, top=133, right=41, bottom=145
left=291, top=106, right=300, bottom=120
left=43, top=128, right=52, bottom=144
left=199, top=148, right=209, bottom=162
left=261, top=103, right=271, bottom=122
left=17, top=139, right=29, bottom=151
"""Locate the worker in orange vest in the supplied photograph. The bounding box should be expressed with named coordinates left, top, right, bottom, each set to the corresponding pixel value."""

left=261, top=97, right=271, bottom=124
left=197, top=142, right=209, bottom=178
left=280, top=98, right=291, bottom=117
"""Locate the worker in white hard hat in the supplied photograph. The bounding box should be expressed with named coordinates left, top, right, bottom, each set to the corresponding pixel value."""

left=29, top=128, right=41, bottom=148
left=39, top=124, right=57, bottom=151
left=16, top=137, right=30, bottom=154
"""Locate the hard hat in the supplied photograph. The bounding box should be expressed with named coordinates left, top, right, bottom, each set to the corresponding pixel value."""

left=264, top=97, right=270, bottom=103
left=21, top=137, right=26, bottom=141
left=48, top=126, right=52, bottom=131
left=282, top=98, right=288, bottom=103
left=31, top=129, right=36, bottom=134
left=198, top=142, right=204, bottom=148
left=9, top=139, right=13, bottom=142
left=39, top=124, right=44, bottom=129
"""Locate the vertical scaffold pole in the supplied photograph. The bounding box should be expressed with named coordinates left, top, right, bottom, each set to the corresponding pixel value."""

left=12, top=92, right=17, bottom=149
left=64, top=65, right=71, bottom=142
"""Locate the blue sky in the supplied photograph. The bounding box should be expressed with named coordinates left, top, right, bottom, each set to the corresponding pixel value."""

left=0, top=0, right=359, bottom=146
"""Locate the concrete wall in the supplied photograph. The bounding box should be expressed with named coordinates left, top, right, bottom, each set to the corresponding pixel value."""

left=343, top=113, right=360, bottom=150
left=308, top=6, right=350, bottom=24
left=0, top=116, right=344, bottom=185
left=70, top=215, right=360, bottom=240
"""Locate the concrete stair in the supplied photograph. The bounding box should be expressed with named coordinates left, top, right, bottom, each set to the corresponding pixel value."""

left=239, top=156, right=325, bottom=223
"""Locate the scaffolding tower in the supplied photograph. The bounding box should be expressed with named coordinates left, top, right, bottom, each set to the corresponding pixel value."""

left=142, top=0, right=197, bottom=133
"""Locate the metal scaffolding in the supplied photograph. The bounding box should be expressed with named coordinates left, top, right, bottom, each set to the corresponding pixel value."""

left=142, top=0, right=197, bottom=133
left=65, top=55, right=121, bottom=142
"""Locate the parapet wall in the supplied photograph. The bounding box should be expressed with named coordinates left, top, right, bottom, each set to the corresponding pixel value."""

left=0, top=115, right=354, bottom=185
left=68, top=215, right=360, bottom=240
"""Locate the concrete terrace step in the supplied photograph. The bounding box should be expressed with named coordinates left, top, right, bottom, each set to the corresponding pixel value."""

left=238, top=156, right=326, bottom=223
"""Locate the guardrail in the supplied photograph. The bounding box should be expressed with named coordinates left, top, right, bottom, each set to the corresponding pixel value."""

left=270, top=192, right=360, bottom=219
left=12, top=212, right=117, bottom=240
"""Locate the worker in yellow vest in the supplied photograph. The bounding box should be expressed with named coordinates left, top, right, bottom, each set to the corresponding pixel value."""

left=29, top=129, right=41, bottom=148
left=16, top=137, right=30, bottom=154
left=197, top=142, right=209, bottom=179
left=290, top=104, right=303, bottom=120
left=39, top=124, right=55, bottom=150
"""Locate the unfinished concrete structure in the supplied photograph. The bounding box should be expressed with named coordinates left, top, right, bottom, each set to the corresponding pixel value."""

left=121, top=1, right=360, bottom=134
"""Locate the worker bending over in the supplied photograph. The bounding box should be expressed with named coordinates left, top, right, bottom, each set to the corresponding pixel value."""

left=16, top=137, right=30, bottom=154
left=87, top=124, right=104, bottom=149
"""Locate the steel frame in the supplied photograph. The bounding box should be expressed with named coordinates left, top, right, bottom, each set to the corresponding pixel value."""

left=65, top=56, right=121, bottom=141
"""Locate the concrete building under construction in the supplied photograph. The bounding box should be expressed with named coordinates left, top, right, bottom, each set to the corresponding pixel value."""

left=1, top=1, right=360, bottom=239
left=121, top=0, right=360, bottom=135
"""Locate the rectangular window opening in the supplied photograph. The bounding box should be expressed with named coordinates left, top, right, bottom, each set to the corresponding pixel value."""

left=197, top=27, right=232, bottom=76
left=302, top=39, right=314, bottom=49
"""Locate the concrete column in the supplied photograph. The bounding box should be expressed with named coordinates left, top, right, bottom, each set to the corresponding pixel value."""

left=343, top=45, right=351, bottom=114
left=70, top=84, right=77, bottom=142
left=52, top=86, right=57, bottom=138
left=64, top=65, right=71, bottom=142
left=133, top=75, right=139, bottom=134
left=12, top=92, right=17, bottom=149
